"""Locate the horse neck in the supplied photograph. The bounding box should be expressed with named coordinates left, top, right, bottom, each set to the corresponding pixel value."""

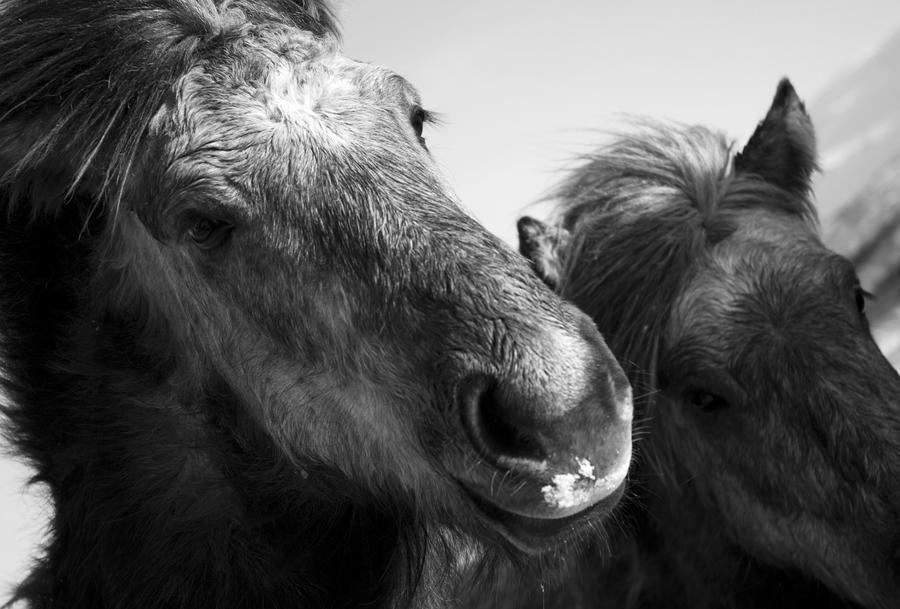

left=13, top=388, right=418, bottom=609
left=0, top=206, right=428, bottom=609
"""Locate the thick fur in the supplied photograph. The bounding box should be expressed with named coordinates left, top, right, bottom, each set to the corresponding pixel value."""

left=0, top=1, right=630, bottom=608
left=517, top=80, right=900, bottom=609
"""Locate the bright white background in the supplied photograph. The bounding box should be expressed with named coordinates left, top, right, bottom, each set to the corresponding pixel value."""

left=2, top=0, right=899, bottom=597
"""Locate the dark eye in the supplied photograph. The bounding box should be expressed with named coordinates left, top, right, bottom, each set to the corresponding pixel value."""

left=854, top=285, right=870, bottom=314
left=683, top=387, right=729, bottom=413
left=410, top=106, right=427, bottom=147
left=187, top=217, right=234, bottom=250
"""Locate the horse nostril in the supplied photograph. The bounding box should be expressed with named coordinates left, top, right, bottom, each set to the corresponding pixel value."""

left=459, top=375, right=548, bottom=467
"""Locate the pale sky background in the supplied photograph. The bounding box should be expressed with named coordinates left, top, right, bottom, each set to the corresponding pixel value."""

left=2, top=0, right=900, bottom=597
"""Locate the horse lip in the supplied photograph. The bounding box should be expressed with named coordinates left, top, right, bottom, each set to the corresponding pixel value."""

left=457, top=445, right=632, bottom=553
left=536, top=449, right=631, bottom=518
left=462, top=440, right=632, bottom=520
left=465, top=481, right=626, bottom=555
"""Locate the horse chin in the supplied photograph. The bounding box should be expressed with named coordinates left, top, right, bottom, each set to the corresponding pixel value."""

left=466, top=481, right=625, bottom=555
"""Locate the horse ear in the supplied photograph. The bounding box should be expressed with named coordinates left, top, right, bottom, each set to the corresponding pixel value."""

left=516, top=216, right=571, bottom=291
left=733, top=78, right=817, bottom=195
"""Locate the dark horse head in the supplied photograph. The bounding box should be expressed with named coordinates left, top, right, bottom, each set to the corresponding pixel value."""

left=517, top=80, right=900, bottom=609
left=0, top=1, right=633, bottom=607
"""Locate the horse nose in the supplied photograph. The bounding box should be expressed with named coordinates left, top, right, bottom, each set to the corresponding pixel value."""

left=459, top=374, right=550, bottom=466
left=457, top=316, right=632, bottom=519
left=573, top=312, right=633, bottom=422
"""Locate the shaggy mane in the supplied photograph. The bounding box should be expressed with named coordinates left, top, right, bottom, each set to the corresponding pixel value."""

left=0, top=0, right=337, bottom=215
left=552, top=120, right=818, bottom=391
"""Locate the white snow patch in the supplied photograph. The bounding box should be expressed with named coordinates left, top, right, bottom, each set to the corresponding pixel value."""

left=541, top=458, right=597, bottom=509
left=541, top=452, right=632, bottom=510
left=576, top=457, right=595, bottom=480
left=541, top=472, right=586, bottom=509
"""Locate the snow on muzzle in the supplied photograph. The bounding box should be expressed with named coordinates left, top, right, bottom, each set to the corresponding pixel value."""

left=452, top=311, right=633, bottom=539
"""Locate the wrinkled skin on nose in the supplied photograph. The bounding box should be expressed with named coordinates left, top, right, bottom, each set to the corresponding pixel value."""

left=132, top=31, right=635, bottom=556
left=425, top=256, right=633, bottom=551
left=455, top=312, right=633, bottom=519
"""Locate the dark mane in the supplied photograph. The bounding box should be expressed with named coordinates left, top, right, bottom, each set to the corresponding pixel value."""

left=0, top=3, right=637, bottom=607
left=519, top=84, right=900, bottom=608
left=0, top=0, right=337, bottom=213
left=552, top=120, right=818, bottom=390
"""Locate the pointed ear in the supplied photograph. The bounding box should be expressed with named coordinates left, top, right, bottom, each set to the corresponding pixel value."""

left=516, top=216, right=571, bottom=291
left=733, top=78, right=817, bottom=194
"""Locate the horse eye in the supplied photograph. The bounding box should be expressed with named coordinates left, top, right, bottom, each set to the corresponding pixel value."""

left=683, top=388, right=729, bottom=413
left=410, top=106, right=427, bottom=147
left=187, top=217, right=233, bottom=250
left=854, top=286, right=870, bottom=314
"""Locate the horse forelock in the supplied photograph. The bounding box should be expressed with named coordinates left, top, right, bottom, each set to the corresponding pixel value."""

left=0, top=0, right=338, bottom=220
left=552, top=120, right=818, bottom=400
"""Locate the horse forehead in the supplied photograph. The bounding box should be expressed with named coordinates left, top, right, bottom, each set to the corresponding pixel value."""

left=669, top=222, right=844, bottom=348
left=245, top=47, right=401, bottom=128
left=167, top=34, right=401, bottom=150
left=695, top=208, right=822, bottom=282
left=153, top=38, right=413, bottom=203
left=725, top=208, right=817, bottom=245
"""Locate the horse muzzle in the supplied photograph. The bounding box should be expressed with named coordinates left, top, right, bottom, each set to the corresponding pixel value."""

left=451, top=315, right=633, bottom=551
